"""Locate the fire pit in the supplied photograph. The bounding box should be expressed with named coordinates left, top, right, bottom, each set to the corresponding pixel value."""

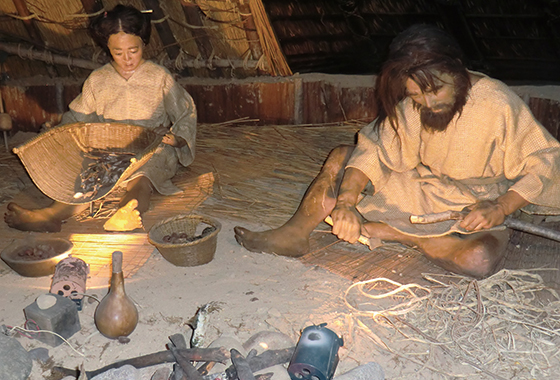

left=1, top=237, right=73, bottom=277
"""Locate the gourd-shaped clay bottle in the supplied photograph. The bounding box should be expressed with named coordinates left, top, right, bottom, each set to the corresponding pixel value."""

left=94, top=251, right=138, bottom=339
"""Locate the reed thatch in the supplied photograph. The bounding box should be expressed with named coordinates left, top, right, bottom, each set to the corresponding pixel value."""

left=0, top=0, right=290, bottom=78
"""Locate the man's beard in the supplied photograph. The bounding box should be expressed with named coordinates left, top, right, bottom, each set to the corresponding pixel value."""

left=418, top=79, right=469, bottom=132
left=420, top=105, right=458, bottom=132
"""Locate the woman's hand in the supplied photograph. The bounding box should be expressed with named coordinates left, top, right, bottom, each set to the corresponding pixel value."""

left=162, top=133, right=187, bottom=148
left=331, top=204, right=363, bottom=244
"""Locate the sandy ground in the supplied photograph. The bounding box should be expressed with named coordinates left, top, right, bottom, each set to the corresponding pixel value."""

left=0, top=218, right=396, bottom=380
left=2, top=217, right=559, bottom=380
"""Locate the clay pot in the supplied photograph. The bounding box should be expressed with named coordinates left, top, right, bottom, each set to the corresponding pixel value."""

left=94, top=251, right=138, bottom=339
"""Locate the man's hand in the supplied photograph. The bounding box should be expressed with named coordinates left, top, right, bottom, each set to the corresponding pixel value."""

left=460, top=200, right=506, bottom=231
left=331, top=204, right=363, bottom=244
left=331, top=167, right=371, bottom=243
left=460, top=190, right=529, bottom=231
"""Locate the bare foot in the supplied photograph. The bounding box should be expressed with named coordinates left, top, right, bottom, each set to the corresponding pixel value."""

left=4, top=203, right=62, bottom=232
left=103, top=199, right=143, bottom=232
left=234, top=226, right=310, bottom=257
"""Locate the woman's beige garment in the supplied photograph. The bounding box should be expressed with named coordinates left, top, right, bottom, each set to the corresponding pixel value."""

left=60, top=60, right=196, bottom=195
left=347, top=76, right=560, bottom=237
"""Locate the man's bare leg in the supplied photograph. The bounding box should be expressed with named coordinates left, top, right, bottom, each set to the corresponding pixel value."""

left=5, top=201, right=88, bottom=233
left=234, top=145, right=355, bottom=257
left=362, top=222, right=510, bottom=278
left=103, top=176, right=152, bottom=232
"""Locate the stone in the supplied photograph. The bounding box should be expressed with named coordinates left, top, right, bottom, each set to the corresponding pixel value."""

left=28, top=347, right=50, bottom=363
left=334, top=362, right=385, bottom=380
left=0, top=333, right=33, bottom=380
left=23, top=293, right=81, bottom=347
left=90, top=364, right=141, bottom=380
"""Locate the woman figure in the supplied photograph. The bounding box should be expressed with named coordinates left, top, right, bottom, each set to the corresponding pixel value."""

left=5, top=4, right=196, bottom=232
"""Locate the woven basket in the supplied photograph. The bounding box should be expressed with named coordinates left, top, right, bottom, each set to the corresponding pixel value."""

left=13, top=122, right=160, bottom=205
left=148, top=214, right=221, bottom=267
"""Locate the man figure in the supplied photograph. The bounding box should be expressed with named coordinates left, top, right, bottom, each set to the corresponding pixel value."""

left=234, top=24, right=560, bottom=279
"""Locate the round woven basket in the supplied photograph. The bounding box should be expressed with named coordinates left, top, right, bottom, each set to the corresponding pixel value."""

left=13, top=122, right=160, bottom=205
left=148, top=214, right=221, bottom=267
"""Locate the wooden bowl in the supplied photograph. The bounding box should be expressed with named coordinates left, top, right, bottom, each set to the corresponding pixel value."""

left=1, top=237, right=73, bottom=277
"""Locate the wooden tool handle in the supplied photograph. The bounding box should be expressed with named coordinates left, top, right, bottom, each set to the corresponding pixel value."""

left=324, top=216, right=370, bottom=246
left=410, top=210, right=468, bottom=224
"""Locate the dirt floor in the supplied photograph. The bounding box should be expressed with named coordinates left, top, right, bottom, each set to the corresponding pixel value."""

left=1, top=120, right=560, bottom=380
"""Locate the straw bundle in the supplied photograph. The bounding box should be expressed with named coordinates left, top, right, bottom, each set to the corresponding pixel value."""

left=196, top=0, right=251, bottom=59
left=346, top=269, right=560, bottom=378
left=249, top=0, right=292, bottom=76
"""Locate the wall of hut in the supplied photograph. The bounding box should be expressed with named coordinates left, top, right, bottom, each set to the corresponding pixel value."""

left=0, top=73, right=378, bottom=132
left=0, top=0, right=559, bottom=141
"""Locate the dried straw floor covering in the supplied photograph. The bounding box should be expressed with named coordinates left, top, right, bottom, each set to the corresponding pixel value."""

left=1, top=123, right=560, bottom=288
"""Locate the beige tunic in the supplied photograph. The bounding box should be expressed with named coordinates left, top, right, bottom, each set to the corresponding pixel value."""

left=347, top=75, right=560, bottom=237
left=60, top=60, right=196, bottom=195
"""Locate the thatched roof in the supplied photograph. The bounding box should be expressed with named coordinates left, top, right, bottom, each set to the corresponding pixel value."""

left=0, top=0, right=558, bottom=81
left=266, top=0, right=560, bottom=81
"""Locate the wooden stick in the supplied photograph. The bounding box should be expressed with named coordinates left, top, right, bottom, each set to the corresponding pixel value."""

left=230, top=348, right=256, bottom=380
left=409, top=210, right=467, bottom=224
left=171, top=347, right=204, bottom=380
left=410, top=211, right=560, bottom=243
left=225, top=347, right=295, bottom=380
left=53, top=347, right=229, bottom=379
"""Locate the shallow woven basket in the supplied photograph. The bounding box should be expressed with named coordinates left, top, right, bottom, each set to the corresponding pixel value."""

left=148, top=214, right=222, bottom=267
left=13, top=122, right=160, bottom=205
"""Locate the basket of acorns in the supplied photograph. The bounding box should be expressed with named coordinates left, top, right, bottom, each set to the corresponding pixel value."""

left=148, top=214, right=221, bottom=267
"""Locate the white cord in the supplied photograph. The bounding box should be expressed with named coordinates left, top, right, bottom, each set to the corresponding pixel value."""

left=9, top=325, right=85, bottom=357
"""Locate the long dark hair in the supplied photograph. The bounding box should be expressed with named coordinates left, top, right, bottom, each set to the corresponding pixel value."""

left=89, top=5, right=152, bottom=56
left=373, top=24, right=470, bottom=133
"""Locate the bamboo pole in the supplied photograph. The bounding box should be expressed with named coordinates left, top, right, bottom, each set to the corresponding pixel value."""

left=0, top=42, right=102, bottom=70
left=0, top=41, right=265, bottom=71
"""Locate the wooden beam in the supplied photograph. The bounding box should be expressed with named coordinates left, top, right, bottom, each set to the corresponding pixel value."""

left=143, top=0, right=181, bottom=60
left=238, top=1, right=263, bottom=60
left=181, top=2, right=224, bottom=77
left=0, top=41, right=264, bottom=71
left=11, top=0, right=43, bottom=46
left=0, top=42, right=101, bottom=70
left=80, top=0, right=104, bottom=15
left=181, top=3, right=214, bottom=60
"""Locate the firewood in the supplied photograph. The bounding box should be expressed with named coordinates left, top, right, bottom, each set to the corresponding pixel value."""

left=171, top=347, right=204, bottom=380
left=53, top=347, right=229, bottom=379
left=225, top=347, right=295, bottom=380
left=230, top=349, right=256, bottom=380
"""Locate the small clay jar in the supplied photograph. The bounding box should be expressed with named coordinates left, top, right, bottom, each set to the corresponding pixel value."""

left=94, top=251, right=138, bottom=339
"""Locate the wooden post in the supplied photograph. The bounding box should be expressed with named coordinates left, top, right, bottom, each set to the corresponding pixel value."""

left=181, top=3, right=215, bottom=60
left=80, top=0, right=104, bottom=15
left=181, top=2, right=223, bottom=77
left=11, top=0, right=43, bottom=46
left=238, top=1, right=263, bottom=61
left=143, top=0, right=182, bottom=61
